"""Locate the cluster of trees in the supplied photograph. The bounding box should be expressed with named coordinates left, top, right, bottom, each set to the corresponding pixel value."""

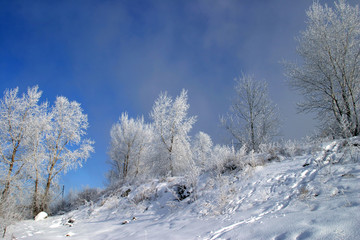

left=107, top=0, right=360, bottom=185
left=107, top=90, right=198, bottom=185
left=0, top=86, right=93, bottom=235
left=107, top=85, right=278, bottom=186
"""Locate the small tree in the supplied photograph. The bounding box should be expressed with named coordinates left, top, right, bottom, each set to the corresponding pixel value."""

left=150, top=89, right=196, bottom=176
left=193, top=131, right=213, bottom=171
left=107, top=113, right=153, bottom=185
left=222, top=74, right=279, bottom=152
left=286, top=0, right=360, bottom=137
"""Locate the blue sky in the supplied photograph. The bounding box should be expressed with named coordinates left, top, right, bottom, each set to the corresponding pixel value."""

left=0, top=0, right=353, bottom=192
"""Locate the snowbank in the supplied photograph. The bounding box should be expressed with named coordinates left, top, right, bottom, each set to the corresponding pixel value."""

left=34, top=212, right=48, bottom=221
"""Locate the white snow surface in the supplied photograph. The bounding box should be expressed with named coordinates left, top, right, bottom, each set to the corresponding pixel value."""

left=8, top=140, right=360, bottom=239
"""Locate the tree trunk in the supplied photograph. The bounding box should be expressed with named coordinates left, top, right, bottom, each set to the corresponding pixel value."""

left=41, top=178, right=51, bottom=213
left=169, top=135, right=174, bottom=176
left=32, top=169, right=40, bottom=217
left=1, top=152, right=16, bottom=199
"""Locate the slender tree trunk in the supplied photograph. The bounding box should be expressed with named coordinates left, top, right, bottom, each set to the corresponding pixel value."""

left=1, top=150, right=16, bottom=199
left=250, top=121, right=255, bottom=152
left=2, top=226, right=6, bottom=238
left=123, top=154, right=129, bottom=180
left=1, top=161, right=14, bottom=199
left=32, top=169, right=39, bottom=217
left=169, top=135, right=174, bottom=176
left=41, top=177, right=52, bottom=213
left=41, top=161, right=55, bottom=213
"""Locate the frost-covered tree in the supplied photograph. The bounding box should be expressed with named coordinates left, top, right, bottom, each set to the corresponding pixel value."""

left=40, top=96, right=94, bottom=213
left=221, top=74, right=279, bottom=152
left=286, top=0, right=360, bottom=137
left=26, top=103, right=50, bottom=217
left=107, top=113, right=153, bottom=185
left=0, top=86, right=43, bottom=201
left=0, top=86, right=46, bottom=234
left=150, top=89, right=196, bottom=176
left=0, top=86, right=93, bottom=224
left=193, top=131, right=213, bottom=171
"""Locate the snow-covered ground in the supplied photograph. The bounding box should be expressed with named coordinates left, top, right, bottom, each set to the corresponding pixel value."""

left=8, top=140, right=360, bottom=239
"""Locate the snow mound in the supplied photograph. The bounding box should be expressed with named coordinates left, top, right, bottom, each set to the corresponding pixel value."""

left=34, top=212, right=48, bottom=221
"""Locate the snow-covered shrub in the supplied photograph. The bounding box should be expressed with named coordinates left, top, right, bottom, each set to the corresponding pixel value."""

left=131, top=182, right=158, bottom=204
left=196, top=175, right=236, bottom=216
left=211, top=145, right=245, bottom=174
left=259, top=139, right=316, bottom=160
left=73, top=187, right=101, bottom=206
left=52, top=187, right=101, bottom=214
left=282, top=140, right=298, bottom=157
left=333, top=137, right=360, bottom=164
left=258, top=142, right=281, bottom=161
left=348, top=141, right=360, bottom=163
left=192, top=131, right=213, bottom=172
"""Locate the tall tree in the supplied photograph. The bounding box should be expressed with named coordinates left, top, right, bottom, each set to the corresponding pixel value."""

left=0, top=86, right=42, bottom=200
left=222, top=74, right=279, bottom=152
left=40, top=96, right=94, bottom=212
left=286, top=0, right=360, bottom=137
left=26, top=102, right=50, bottom=217
left=0, top=86, right=43, bottom=235
left=150, top=89, right=196, bottom=176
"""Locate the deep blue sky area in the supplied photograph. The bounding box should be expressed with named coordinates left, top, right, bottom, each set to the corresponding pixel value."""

left=1, top=0, right=354, bottom=192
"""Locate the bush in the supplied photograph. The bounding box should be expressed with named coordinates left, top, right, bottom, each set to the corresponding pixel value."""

left=211, top=145, right=246, bottom=174
left=52, top=187, right=101, bottom=214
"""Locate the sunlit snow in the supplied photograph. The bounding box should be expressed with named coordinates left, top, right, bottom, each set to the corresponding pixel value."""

left=8, top=139, right=360, bottom=239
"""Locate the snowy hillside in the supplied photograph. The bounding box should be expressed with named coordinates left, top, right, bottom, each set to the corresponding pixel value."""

left=8, top=139, right=360, bottom=240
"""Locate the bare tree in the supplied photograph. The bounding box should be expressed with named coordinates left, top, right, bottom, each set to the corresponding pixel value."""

left=286, top=0, right=360, bottom=137
left=221, top=74, right=279, bottom=152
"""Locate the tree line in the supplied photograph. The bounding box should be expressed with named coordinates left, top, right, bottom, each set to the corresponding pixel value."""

left=107, top=0, right=360, bottom=185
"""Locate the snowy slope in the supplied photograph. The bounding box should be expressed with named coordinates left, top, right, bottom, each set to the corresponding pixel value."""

left=8, top=140, right=360, bottom=240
